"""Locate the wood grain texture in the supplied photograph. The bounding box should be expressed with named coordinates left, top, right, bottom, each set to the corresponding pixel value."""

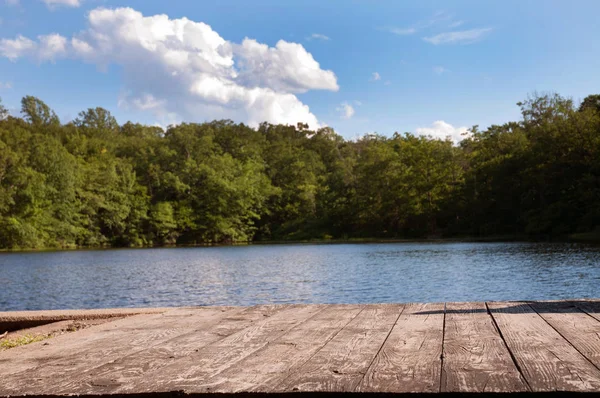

left=441, top=302, right=529, bottom=393
left=0, top=306, right=229, bottom=376
left=356, top=302, right=445, bottom=393
left=50, top=304, right=291, bottom=396
left=487, top=301, right=600, bottom=392
left=111, top=304, right=326, bottom=395
left=531, top=301, right=600, bottom=370
left=1, top=301, right=600, bottom=396
left=0, top=306, right=247, bottom=396
left=182, top=304, right=364, bottom=393
left=576, top=300, right=600, bottom=323
left=275, top=304, right=403, bottom=392
left=0, top=312, right=168, bottom=376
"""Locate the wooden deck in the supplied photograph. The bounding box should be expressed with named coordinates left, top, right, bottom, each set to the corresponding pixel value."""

left=1, top=301, right=600, bottom=396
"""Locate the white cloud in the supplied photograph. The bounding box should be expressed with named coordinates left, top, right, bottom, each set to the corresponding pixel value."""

left=370, top=72, right=381, bottom=81
left=424, top=11, right=454, bottom=28
left=4, top=0, right=19, bottom=5
left=0, top=81, right=12, bottom=89
left=119, top=92, right=165, bottom=111
left=415, top=120, right=470, bottom=143
left=336, top=102, right=354, bottom=119
left=234, top=38, right=338, bottom=93
left=423, top=28, right=492, bottom=45
left=0, top=7, right=339, bottom=129
left=42, top=0, right=80, bottom=8
left=0, top=33, right=67, bottom=62
left=433, top=66, right=447, bottom=75
left=71, top=37, right=93, bottom=56
left=382, top=11, right=459, bottom=36
left=448, top=20, right=464, bottom=28
left=38, top=33, right=67, bottom=61
left=0, top=35, right=35, bottom=61
left=306, top=33, right=330, bottom=41
left=384, top=80, right=391, bottom=86
left=382, top=27, right=416, bottom=36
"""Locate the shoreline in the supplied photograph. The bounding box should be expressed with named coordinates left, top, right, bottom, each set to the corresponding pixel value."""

left=1, top=234, right=599, bottom=253
left=0, top=307, right=170, bottom=332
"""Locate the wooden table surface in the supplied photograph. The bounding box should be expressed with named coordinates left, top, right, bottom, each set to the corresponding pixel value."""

left=1, top=300, right=600, bottom=396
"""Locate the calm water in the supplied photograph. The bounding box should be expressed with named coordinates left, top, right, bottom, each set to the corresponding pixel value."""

left=1, top=242, right=599, bottom=311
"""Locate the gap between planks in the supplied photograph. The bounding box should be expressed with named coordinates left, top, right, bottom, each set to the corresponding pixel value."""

left=2, top=301, right=600, bottom=396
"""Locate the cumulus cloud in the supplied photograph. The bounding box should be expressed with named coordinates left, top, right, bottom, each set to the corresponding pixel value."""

left=0, top=33, right=67, bottom=62
left=423, top=28, right=492, bottom=45
left=370, top=72, right=381, bottom=81
left=336, top=102, right=354, bottom=119
left=0, top=35, right=35, bottom=61
left=42, top=0, right=80, bottom=8
left=0, top=7, right=339, bottom=129
left=0, top=81, right=12, bottom=89
left=4, top=0, right=19, bottom=6
left=37, top=33, right=68, bottom=61
left=415, top=120, right=469, bottom=143
left=306, top=33, right=330, bottom=41
left=234, top=38, right=338, bottom=93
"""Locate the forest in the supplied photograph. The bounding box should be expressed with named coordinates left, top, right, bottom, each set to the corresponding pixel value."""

left=0, top=93, right=599, bottom=249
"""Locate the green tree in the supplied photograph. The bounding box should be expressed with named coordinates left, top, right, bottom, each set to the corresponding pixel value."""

left=0, top=97, right=8, bottom=120
left=579, top=94, right=600, bottom=113
left=20, top=96, right=60, bottom=126
left=75, top=107, right=119, bottom=133
left=2, top=92, right=600, bottom=249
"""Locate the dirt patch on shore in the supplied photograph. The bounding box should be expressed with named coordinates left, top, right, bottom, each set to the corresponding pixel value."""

left=0, top=317, right=123, bottom=350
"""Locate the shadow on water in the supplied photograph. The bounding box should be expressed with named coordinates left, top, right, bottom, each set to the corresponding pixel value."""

left=414, top=300, right=600, bottom=315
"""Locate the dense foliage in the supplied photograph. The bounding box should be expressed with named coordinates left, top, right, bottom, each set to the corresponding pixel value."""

left=1, top=93, right=599, bottom=249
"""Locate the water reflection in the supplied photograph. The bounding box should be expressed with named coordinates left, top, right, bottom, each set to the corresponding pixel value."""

left=0, top=242, right=599, bottom=311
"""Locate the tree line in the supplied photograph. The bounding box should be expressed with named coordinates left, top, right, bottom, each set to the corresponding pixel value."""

left=0, top=93, right=599, bottom=249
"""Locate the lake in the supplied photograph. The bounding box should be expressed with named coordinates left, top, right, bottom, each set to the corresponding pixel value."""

left=1, top=242, right=599, bottom=311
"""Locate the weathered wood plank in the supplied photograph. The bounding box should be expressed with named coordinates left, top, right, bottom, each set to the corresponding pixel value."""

left=487, top=301, right=600, bottom=392
left=179, top=304, right=364, bottom=393
left=0, top=305, right=269, bottom=396
left=441, top=302, right=529, bottom=393
left=0, top=307, right=231, bottom=375
left=1, top=301, right=600, bottom=397
left=356, top=302, right=445, bottom=393
left=575, top=300, right=600, bottom=323
left=74, top=304, right=325, bottom=395
left=0, top=311, right=204, bottom=382
left=274, top=304, right=403, bottom=392
left=530, top=301, right=600, bottom=371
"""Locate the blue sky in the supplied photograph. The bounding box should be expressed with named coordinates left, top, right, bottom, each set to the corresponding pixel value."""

left=1, top=0, right=599, bottom=139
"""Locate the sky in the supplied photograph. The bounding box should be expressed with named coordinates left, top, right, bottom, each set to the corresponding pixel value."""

left=0, top=0, right=599, bottom=140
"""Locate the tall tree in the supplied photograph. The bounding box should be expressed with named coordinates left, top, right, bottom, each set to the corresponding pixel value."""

left=579, top=94, right=600, bottom=113
left=75, top=107, right=119, bottom=132
left=1, top=92, right=600, bottom=249
left=20, top=96, right=60, bottom=126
